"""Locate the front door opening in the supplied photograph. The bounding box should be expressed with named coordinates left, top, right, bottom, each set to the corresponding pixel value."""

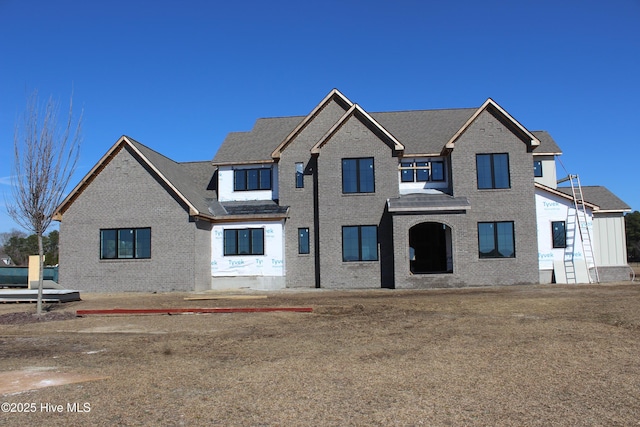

left=409, top=222, right=453, bottom=274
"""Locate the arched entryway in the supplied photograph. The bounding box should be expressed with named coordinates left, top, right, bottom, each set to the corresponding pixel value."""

left=409, top=222, right=453, bottom=274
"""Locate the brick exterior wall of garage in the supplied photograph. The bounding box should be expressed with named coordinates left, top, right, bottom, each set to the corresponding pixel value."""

left=58, top=145, right=209, bottom=292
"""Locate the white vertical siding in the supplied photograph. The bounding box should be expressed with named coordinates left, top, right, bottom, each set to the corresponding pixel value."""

left=593, top=214, right=627, bottom=266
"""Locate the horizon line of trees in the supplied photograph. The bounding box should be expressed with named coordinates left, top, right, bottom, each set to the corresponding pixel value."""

left=0, top=229, right=59, bottom=266
left=627, top=211, right=640, bottom=263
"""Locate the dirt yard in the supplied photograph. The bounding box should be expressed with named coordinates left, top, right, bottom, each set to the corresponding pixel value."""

left=1, top=283, right=639, bottom=426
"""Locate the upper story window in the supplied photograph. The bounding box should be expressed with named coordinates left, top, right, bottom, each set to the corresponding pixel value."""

left=224, top=228, right=264, bottom=256
left=533, top=160, right=543, bottom=177
left=234, top=168, right=271, bottom=191
left=342, top=158, right=374, bottom=194
left=400, top=161, right=445, bottom=182
left=100, top=228, right=151, bottom=259
left=476, top=153, right=510, bottom=189
left=295, top=163, right=304, bottom=188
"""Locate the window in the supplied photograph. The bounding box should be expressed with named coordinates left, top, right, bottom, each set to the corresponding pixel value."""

left=478, top=222, right=515, bottom=258
left=342, top=225, right=378, bottom=262
left=476, top=154, right=510, bottom=189
left=552, top=221, right=566, bottom=248
left=533, top=160, right=543, bottom=177
left=400, top=161, right=445, bottom=182
left=295, top=163, right=304, bottom=188
left=100, top=228, right=151, bottom=259
left=342, top=158, right=374, bottom=193
left=298, top=228, right=310, bottom=254
left=224, top=228, right=264, bottom=255
left=234, top=168, right=272, bottom=191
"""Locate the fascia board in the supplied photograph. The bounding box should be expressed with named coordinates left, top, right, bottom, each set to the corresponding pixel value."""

left=311, top=104, right=405, bottom=154
left=444, top=98, right=541, bottom=151
left=534, top=182, right=599, bottom=210
left=212, top=159, right=275, bottom=167
left=271, top=88, right=354, bottom=159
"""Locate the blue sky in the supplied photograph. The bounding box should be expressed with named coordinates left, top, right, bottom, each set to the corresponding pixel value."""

left=1, top=0, right=639, bottom=234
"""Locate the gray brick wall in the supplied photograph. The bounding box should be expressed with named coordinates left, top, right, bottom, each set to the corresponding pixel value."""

left=315, top=115, right=399, bottom=289
left=393, top=109, right=539, bottom=288
left=278, top=99, right=348, bottom=288
left=58, top=145, right=207, bottom=292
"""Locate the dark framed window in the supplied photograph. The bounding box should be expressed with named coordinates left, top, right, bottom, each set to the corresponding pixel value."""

left=298, top=228, right=310, bottom=254
left=400, top=162, right=414, bottom=182
left=295, top=163, right=304, bottom=188
left=100, top=228, right=151, bottom=259
left=234, top=168, right=272, bottom=191
left=399, top=161, right=445, bottom=182
left=342, top=225, right=378, bottom=262
left=552, top=221, right=566, bottom=248
left=533, top=160, right=543, bottom=177
left=224, top=228, right=264, bottom=256
left=342, top=158, right=374, bottom=193
left=477, top=154, right=510, bottom=189
left=431, top=161, right=445, bottom=181
left=478, top=221, right=515, bottom=258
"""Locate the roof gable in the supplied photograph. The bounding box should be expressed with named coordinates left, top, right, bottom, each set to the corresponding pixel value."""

left=272, top=88, right=353, bottom=159
left=444, top=98, right=541, bottom=154
left=54, top=136, right=215, bottom=220
left=311, top=104, right=405, bottom=154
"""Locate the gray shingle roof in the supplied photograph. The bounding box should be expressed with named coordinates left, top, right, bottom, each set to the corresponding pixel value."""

left=127, top=137, right=289, bottom=219
left=555, top=186, right=631, bottom=212
left=371, top=109, right=476, bottom=155
left=387, top=192, right=471, bottom=213
left=212, top=116, right=304, bottom=164
left=212, top=106, right=560, bottom=163
left=127, top=137, right=217, bottom=217
left=532, top=131, right=562, bottom=155
left=219, top=200, right=289, bottom=216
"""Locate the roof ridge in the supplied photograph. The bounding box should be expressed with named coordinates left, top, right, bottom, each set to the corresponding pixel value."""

left=371, top=107, right=479, bottom=114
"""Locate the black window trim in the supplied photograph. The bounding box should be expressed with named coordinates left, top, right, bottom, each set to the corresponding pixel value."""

left=100, top=227, right=151, bottom=260
left=342, top=157, right=375, bottom=194
left=295, top=162, right=304, bottom=189
left=223, top=228, right=265, bottom=256
left=477, top=221, right=516, bottom=259
left=534, top=159, right=543, bottom=178
left=552, top=221, right=567, bottom=248
left=298, top=227, right=310, bottom=255
left=476, top=153, right=511, bottom=189
left=342, top=225, right=379, bottom=262
left=233, top=167, right=272, bottom=191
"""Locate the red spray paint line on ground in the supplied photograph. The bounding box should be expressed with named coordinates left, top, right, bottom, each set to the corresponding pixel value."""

left=76, top=307, right=313, bottom=316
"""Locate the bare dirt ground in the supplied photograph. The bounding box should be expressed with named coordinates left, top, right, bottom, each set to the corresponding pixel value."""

left=1, top=283, right=640, bottom=426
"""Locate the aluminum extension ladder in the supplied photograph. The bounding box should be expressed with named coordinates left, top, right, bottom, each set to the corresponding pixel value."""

left=557, top=174, right=599, bottom=283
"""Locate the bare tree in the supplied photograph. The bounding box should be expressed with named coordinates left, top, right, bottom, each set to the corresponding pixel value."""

left=6, top=91, right=82, bottom=314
